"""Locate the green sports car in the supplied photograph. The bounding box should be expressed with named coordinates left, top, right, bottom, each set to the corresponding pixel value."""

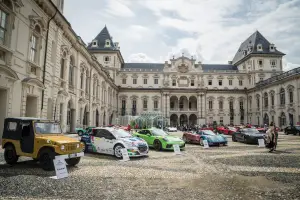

left=133, top=128, right=185, bottom=151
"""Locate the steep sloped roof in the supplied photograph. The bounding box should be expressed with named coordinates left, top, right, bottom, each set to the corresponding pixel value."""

left=87, top=26, right=117, bottom=51
left=232, top=31, right=285, bottom=65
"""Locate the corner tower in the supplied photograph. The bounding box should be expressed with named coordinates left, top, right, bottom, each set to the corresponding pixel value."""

left=232, top=31, right=285, bottom=86
left=87, top=26, right=124, bottom=81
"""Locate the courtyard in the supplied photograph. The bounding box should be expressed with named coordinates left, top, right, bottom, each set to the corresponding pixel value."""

left=0, top=132, right=300, bottom=200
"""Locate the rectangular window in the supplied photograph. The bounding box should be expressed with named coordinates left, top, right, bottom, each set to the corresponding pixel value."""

left=257, top=98, right=260, bottom=109
left=154, top=78, right=158, bottom=84
left=239, top=80, right=243, bottom=86
left=172, top=79, right=176, bottom=86
left=191, top=79, right=194, bottom=86
left=270, top=60, right=276, bottom=66
left=7, top=122, right=17, bottom=131
left=30, top=35, right=38, bottom=62
left=132, top=100, right=136, bottom=108
left=271, top=95, right=274, bottom=106
left=240, top=101, right=244, bottom=110
left=219, top=101, right=223, bottom=110
left=249, top=99, right=252, bottom=109
left=229, top=101, right=234, bottom=110
left=59, top=103, right=63, bottom=121
left=154, top=100, right=158, bottom=109
left=218, top=80, right=222, bottom=86
left=143, top=100, right=147, bottom=109
left=122, top=100, right=126, bottom=108
left=260, top=78, right=263, bottom=81
left=0, top=10, right=7, bottom=45
left=133, top=78, right=137, bottom=84
left=209, top=100, right=213, bottom=110
left=220, top=117, right=223, bottom=125
left=122, top=78, right=126, bottom=84
left=144, top=79, right=147, bottom=84
left=229, top=80, right=232, bottom=85
left=258, top=60, right=263, bottom=65
left=208, top=80, right=212, bottom=85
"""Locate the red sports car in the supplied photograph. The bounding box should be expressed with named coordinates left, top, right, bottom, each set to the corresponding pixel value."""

left=200, top=127, right=214, bottom=131
left=217, top=127, right=237, bottom=135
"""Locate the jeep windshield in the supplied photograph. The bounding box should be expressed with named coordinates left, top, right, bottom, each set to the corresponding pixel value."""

left=34, top=122, right=62, bottom=134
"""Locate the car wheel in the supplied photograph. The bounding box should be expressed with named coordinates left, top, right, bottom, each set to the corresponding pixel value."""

left=182, top=136, right=188, bottom=143
left=232, top=135, right=237, bottom=142
left=114, top=144, right=125, bottom=159
left=78, top=131, right=83, bottom=136
left=199, top=138, right=204, bottom=146
left=66, top=157, right=81, bottom=166
left=82, top=142, right=88, bottom=153
left=153, top=140, right=162, bottom=151
left=4, top=145, right=19, bottom=165
left=39, top=148, right=55, bottom=171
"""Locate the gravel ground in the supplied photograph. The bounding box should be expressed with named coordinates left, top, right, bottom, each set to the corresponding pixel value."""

left=0, top=132, right=300, bottom=200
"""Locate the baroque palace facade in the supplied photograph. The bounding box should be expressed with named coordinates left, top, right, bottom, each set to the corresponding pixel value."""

left=0, top=0, right=299, bottom=136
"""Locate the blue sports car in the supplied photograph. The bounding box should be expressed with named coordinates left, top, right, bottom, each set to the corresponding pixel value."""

left=197, top=130, right=228, bottom=146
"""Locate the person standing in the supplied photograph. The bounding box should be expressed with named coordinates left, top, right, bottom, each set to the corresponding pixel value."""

left=266, top=122, right=276, bottom=152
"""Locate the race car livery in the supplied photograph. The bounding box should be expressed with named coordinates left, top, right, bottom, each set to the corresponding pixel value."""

left=81, top=127, right=149, bottom=158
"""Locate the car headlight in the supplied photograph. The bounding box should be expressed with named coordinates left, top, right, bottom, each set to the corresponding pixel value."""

left=163, top=138, right=169, bottom=142
left=76, top=144, right=80, bottom=148
left=60, top=145, right=65, bottom=150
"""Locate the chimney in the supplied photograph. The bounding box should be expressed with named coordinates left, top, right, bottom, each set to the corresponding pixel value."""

left=228, top=61, right=233, bottom=64
left=164, top=61, right=168, bottom=68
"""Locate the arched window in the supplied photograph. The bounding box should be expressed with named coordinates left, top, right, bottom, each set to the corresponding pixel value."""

left=270, top=92, right=275, bottom=107
left=280, top=112, right=286, bottom=126
left=280, top=88, right=285, bottom=105
left=85, top=70, right=89, bottom=94
left=256, top=96, right=260, bottom=109
left=288, top=87, right=294, bottom=103
left=69, top=57, right=74, bottom=86
left=264, top=92, right=268, bottom=108
left=0, top=0, right=12, bottom=46
left=29, top=25, right=42, bottom=63
left=80, top=70, right=84, bottom=89
left=60, top=57, right=65, bottom=79
left=96, top=80, right=99, bottom=98
left=104, top=56, right=110, bottom=62
left=219, top=101, right=223, bottom=110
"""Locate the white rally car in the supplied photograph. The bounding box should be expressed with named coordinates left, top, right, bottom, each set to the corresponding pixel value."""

left=166, top=127, right=177, bottom=132
left=81, top=127, right=149, bottom=158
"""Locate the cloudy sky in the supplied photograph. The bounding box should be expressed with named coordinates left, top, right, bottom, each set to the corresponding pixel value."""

left=64, top=0, right=300, bottom=70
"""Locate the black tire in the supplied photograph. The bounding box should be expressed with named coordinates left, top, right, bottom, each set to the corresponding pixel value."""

left=232, top=135, right=237, bottom=142
left=39, top=148, right=56, bottom=171
left=66, top=157, right=81, bottom=166
left=114, top=144, right=125, bottom=159
left=82, top=142, right=88, bottom=153
left=78, top=131, right=83, bottom=136
left=4, top=145, right=19, bottom=165
left=182, top=136, right=188, bottom=143
left=153, top=140, right=162, bottom=151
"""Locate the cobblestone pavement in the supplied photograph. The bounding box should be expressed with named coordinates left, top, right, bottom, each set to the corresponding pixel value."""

left=0, top=132, right=300, bottom=200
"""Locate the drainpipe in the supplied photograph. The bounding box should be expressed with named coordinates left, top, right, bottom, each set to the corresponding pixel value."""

left=41, top=8, right=58, bottom=111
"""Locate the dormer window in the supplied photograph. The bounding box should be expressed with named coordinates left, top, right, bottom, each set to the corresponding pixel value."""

left=269, top=44, right=275, bottom=52
left=242, top=50, right=247, bottom=56
left=92, top=40, right=98, bottom=47
left=105, top=39, right=111, bottom=47
left=257, top=44, right=263, bottom=51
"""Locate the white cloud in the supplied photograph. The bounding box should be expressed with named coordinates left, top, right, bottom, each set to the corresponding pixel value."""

left=128, top=53, right=155, bottom=63
left=65, top=0, right=300, bottom=69
left=103, top=0, right=135, bottom=18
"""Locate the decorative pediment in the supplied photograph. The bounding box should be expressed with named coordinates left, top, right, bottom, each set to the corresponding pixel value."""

left=142, top=74, right=149, bottom=78
left=227, top=96, right=235, bottom=102
left=287, top=85, right=295, bottom=91
left=78, top=98, right=87, bottom=105
left=153, top=74, right=160, bottom=78
left=120, top=73, right=127, bottom=79
left=28, top=15, right=46, bottom=34
left=217, top=96, right=225, bottom=101
left=171, top=74, right=178, bottom=79
left=237, top=76, right=244, bottom=80
left=130, top=95, right=139, bottom=100
left=177, top=63, right=189, bottom=73
left=227, top=75, right=234, bottom=80
left=131, top=74, right=138, bottom=79
left=119, top=95, right=128, bottom=100
left=141, top=95, right=149, bottom=100
left=22, top=77, right=45, bottom=89
left=287, top=108, right=295, bottom=113
left=207, top=75, right=214, bottom=79
left=190, top=75, right=195, bottom=79
left=152, top=95, right=160, bottom=100
left=217, top=75, right=224, bottom=79
left=207, top=96, right=215, bottom=101
left=238, top=96, right=245, bottom=101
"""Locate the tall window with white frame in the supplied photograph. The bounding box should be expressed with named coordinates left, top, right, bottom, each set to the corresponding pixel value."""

left=154, top=100, right=158, bottom=111
left=271, top=93, right=275, bottom=108
left=133, top=78, right=137, bottom=84
left=60, top=57, right=65, bottom=79
left=256, top=96, right=260, bottom=110
left=0, top=9, right=7, bottom=45
left=240, top=100, right=244, bottom=124
left=289, top=89, right=293, bottom=104
left=229, top=101, right=234, bottom=125
left=132, top=99, right=137, bottom=116
left=172, top=79, right=176, bottom=86
left=86, top=72, right=89, bottom=94
left=264, top=92, right=268, bottom=108
left=208, top=100, right=213, bottom=111
left=30, top=26, right=41, bottom=63
left=80, top=70, right=84, bottom=89
left=280, top=88, right=285, bottom=105
left=121, top=99, right=126, bottom=116
left=122, top=78, right=126, bottom=84
left=143, top=99, right=148, bottom=111
left=69, top=57, right=74, bottom=86
left=154, top=78, right=158, bottom=85
left=219, top=101, right=223, bottom=111
left=144, top=78, right=147, bottom=85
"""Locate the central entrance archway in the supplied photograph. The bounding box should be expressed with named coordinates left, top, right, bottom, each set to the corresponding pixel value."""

left=26, top=96, right=38, bottom=117
left=179, top=114, right=188, bottom=126
left=189, top=114, right=197, bottom=126
left=263, top=113, right=269, bottom=125
left=170, top=114, right=178, bottom=127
